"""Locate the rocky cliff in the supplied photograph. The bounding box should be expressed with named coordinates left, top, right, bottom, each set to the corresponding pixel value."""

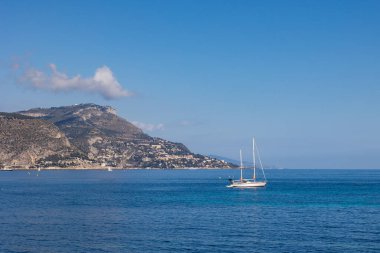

left=0, top=112, right=86, bottom=168
left=0, top=104, right=234, bottom=169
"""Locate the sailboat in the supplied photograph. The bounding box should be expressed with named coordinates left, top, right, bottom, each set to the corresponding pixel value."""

left=227, top=137, right=267, bottom=188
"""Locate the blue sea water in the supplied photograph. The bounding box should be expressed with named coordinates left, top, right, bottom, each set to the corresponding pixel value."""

left=0, top=169, right=379, bottom=253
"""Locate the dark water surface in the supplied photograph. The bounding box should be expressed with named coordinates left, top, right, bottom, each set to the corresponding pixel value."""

left=0, top=169, right=379, bottom=252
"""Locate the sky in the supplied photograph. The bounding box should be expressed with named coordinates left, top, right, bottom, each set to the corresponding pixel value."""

left=1, top=0, right=379, bottom=169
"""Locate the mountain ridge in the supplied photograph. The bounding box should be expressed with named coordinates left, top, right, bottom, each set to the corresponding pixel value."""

left=0, top=104, right=235, bottom=169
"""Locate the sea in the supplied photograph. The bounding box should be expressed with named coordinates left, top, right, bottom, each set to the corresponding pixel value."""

left=0, top=169, right=379, bottom=253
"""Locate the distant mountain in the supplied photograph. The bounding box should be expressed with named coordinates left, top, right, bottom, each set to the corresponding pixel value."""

left=209, top=154, right=278, bottom=169
left=0, top=104, right=236, bottom=169
left=209, top=155, right=240, bottom=165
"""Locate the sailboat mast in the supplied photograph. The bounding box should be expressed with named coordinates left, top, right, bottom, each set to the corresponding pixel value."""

left=240, top=149, right=243, bottom=182
left=253, top=137, right=256, bottom=181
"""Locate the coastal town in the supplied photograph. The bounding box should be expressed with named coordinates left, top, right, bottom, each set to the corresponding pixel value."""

left=0, top=137, right=232, bottom=169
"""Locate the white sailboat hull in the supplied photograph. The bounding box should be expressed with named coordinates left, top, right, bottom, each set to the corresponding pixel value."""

left=227, top=180, right=267, bottom=188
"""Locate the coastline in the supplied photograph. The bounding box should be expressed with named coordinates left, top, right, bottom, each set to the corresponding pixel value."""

left=3, top=167, right=379, bottom=171
left=2, top=166, right=237, bottom=171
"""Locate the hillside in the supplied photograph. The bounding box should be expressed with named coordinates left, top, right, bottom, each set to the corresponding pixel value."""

left=0, top=104, right=234, bottom=169
left=0, top=112, right=88, bottom=168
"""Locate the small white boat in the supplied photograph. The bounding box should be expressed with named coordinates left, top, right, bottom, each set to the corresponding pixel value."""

left=107, top=167, right=113, bottom=172
left=1, top=168, right=13, bottom=171
left=227, top=137, right=267, bottom=188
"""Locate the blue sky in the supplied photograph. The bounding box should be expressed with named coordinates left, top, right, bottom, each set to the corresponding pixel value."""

left=1, top=0, right=379, bottom=168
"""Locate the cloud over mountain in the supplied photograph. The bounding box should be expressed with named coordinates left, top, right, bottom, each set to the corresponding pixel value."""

left=22, top=64, right=132, bottom=100
left=132, top=121, right=164, bottom=132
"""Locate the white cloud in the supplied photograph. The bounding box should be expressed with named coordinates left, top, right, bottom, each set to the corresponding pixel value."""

left=21, top=64, right=132, bottom=100
left=179, top=120, right=192, bottom=126
left=132, top=121, right=164, bottom=132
